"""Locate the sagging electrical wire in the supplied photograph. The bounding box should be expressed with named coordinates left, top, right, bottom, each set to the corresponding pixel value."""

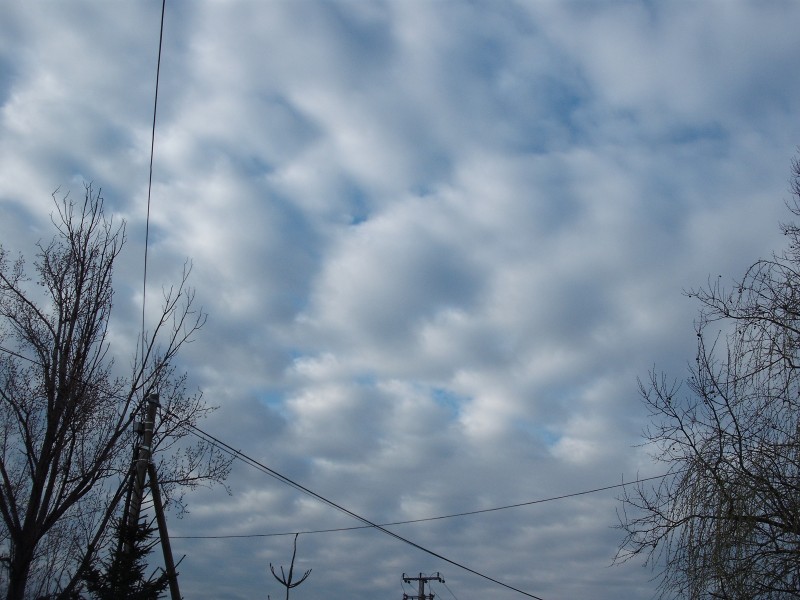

left=159, top=408, right=547, bottom=600
left=440, top=579, right=460, bottom=600
left=0, top=343, right=673, bottom=600
left=170, top=471, right=670, bottom=539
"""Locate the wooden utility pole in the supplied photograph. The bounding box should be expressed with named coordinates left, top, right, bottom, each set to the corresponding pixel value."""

left=149, top=461, right=181, bottom=600
left=125, top=394, right=159, bottom=542
left=403, top=572, right=444, bottom=600
left=121, top=393, right=182, bottom=600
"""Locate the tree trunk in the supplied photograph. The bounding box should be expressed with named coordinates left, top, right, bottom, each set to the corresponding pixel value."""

left=6, top=542, right=34, bottom=600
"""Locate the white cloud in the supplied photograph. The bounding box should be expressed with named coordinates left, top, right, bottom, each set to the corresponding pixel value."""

left=2, top=1, right=800, bottom=598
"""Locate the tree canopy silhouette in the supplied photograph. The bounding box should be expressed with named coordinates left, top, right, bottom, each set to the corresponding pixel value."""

left=0, top=186, right=230, bottom=600
left=618, top=156, right=800, bottom=599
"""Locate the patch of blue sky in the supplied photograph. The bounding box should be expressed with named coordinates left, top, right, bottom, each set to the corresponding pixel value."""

left=255, top=93, right=322, bottom=159
left=618, top=122, right=729, bottom=236
left=0, top=57, right=18, bottom=108
left=430, top=386, right=469, bottom=417
left=0, top=199, right=42, bottom=242
left=344, top=183, right=369, bottom=226
left=663, top=121, right=728, bottom=147
left=258, top=389, right=286, bottom=409
left=287, top=348, right=306, bottom=364
left=42, top=129, right=141, bottom=208
left=487, top=68, right=592, bottom=154
left=128, top=218, right=170, bottom=250
left=271, top=270, right=320, bottom=325
left=0, top=191, right=31, bottom=214
left=539, top=77, right=593, bottom=145
left=256, top=389, right=295, bottom=424
left=354, top=372, right=378, bottom=388
left=308, top=1, right=394, bottom=78
left=409, top=183, right=437, bottom=199
left=410, top=246, right=484, bottom=314
left=405, top=159, right=455, bottom=206
left=468, top=34, right=508, bottom=80
left=238, top=154, right=274, bottom=179
left=337, top=5, right=392, bottom=54
left=266, top=199, right=324, bottom=319
left=514, top=421, right=562, bottom=447
left=531, top=188, right=584, bottom=238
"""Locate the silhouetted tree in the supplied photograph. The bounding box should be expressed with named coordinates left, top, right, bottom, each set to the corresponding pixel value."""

left=0, top=186, right=231, bottom=600
left=80, top=519, right=167, bottom=600
left=268, top=534, right=311, bottom=600
left=618, top=156, right=800, bottom=599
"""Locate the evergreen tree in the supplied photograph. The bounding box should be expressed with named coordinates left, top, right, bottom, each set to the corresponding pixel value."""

left=80, top=519, right=168, bottom=600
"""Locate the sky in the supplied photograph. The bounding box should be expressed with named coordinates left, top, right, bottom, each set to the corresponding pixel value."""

left=1, top=1, right=800, bottom=599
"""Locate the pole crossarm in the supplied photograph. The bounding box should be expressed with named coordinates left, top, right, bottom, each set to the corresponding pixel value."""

left=402, top=572, right=445, bottom=600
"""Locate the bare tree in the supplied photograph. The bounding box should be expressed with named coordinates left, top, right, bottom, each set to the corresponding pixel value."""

left=268, top=534, right=311, bottom=600
left=618, top=157, right=800, bottom=599
left=0, top=186, right=230, bottom=600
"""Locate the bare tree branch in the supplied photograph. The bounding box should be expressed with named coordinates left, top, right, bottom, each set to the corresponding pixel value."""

left=618, top=156, right=800, bottom=599
left=0, top=185, right=231, bottom=600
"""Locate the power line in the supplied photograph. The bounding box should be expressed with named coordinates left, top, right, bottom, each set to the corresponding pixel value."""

left=0, top=345, right=31, bottom=364
left=0, top=343, right=674, bottom=522
left=170, top=472, right=670, bottom=539
left=0, top=2, right=654, bottom=596
left=160, top=411, right=547, bottom=600
left=141, top=0, right=166, bottom=366
left=437, top=579, right=460, bottom=600
left=0, top=343, right=673, bottom=599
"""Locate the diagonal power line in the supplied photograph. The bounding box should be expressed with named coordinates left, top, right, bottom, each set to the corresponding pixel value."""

left=163, top=411, right=548, bottom=600
left=0, top=343, right=671, bottom=599
left=171, top=472, right=670, bottom=539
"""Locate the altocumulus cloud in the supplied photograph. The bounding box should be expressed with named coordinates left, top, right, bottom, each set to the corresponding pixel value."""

left=1, top=1, right=800, bottom=599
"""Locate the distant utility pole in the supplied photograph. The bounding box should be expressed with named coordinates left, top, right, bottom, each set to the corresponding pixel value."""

left=402, top=572, right=444, bottom=600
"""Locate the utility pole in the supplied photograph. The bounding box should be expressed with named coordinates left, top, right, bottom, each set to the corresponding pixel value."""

left=149, top=461, right=181, bottom=600
left=120, top=393, right=182, bottom=600
left=125, top=393, right=159, bottom=542
left=402, top=572, right=444, bottom=600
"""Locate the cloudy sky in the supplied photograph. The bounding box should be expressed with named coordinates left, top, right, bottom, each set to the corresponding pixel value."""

left=2, top=1, right=800, bottom=598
